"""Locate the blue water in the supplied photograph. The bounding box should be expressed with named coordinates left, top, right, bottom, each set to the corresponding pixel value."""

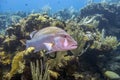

left=0, top=0, right=101, bottom=13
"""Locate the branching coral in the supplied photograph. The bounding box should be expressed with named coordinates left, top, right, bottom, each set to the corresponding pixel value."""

left=70, top=29, right=87, bottom=57
left=90, top=29, right=120, bottom=51
left=79, top=15, right=100, bottom=31
left=101, top=36, right=120, bottom=50
left=30, top=60, right=50, bottom=80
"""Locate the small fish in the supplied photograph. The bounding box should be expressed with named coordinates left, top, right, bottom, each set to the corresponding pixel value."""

left=26, top=27, right=77, bottom=54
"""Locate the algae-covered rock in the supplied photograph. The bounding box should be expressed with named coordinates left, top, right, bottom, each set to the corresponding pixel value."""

left=104, top=71, right=120, bottom=80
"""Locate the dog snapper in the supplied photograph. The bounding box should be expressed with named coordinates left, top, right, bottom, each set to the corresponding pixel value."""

left=26, top=27, right=77, bottom=53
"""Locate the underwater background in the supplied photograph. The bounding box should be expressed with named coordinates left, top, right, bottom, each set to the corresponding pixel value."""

left=0, top=0, right=102, bottom=12
left=0, top=0, right=120, bottom=80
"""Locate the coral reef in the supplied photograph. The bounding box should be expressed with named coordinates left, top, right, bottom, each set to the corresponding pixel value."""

left=0, top=2, right=120, bottom=80
left=79, top=3, right=120, bottom=39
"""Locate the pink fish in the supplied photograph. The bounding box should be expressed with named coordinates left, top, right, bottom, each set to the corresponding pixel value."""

left=26, top=27, right=77, bottom=53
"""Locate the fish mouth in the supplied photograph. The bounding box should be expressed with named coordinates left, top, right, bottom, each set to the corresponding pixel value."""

left=70, top=44, right=78, bottom=49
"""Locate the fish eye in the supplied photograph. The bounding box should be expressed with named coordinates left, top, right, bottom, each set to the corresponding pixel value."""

left=60, top=34, right=67, bottom=38
left=64, top=35, right=67, bottom=38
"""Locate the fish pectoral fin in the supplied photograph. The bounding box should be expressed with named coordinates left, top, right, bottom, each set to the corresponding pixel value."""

left=43, top=42, right=53, bottom=51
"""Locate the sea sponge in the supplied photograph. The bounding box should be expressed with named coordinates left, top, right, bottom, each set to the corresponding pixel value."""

left=104, top=71, right=120, bottom=80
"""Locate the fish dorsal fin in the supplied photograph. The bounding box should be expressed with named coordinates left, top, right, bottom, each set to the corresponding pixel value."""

left=43, top=42, right=53, bottom=51
left=30, top=30, right=37, bottom=38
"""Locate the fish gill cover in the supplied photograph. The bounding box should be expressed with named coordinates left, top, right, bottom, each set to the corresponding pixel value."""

left=0, top=0, right=120, bottom=80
